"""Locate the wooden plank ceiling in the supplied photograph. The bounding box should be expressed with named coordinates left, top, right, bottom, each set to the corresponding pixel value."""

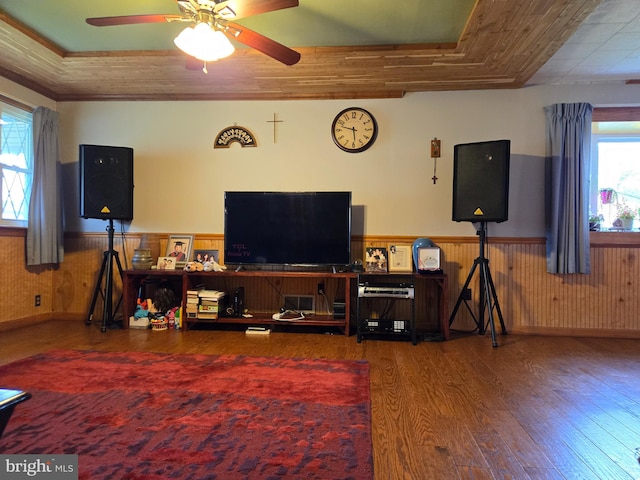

left=0, top=0, right=601, bottom=101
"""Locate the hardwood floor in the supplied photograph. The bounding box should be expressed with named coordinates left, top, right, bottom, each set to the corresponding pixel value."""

left=1, top=320, right=640, bottom=479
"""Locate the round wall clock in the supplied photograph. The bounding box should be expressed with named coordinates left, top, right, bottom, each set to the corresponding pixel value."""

left=331, top=107, right=378, bottom=153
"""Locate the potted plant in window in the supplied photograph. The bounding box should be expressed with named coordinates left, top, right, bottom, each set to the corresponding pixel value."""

left=589, top=214, right=602, bottom=231
left=615, top=204, right=636, bottom=230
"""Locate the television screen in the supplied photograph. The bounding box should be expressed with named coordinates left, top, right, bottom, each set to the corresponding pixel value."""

left=224, top=191, right=352, bottom=266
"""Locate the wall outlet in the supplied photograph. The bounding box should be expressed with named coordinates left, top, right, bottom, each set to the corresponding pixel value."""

left=35, top=294, right=41, bottom=307
left=317, top=282, right=325, bottom=295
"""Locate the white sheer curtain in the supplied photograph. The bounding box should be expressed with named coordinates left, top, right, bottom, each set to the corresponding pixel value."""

left=544, top=103, right=592, bottom=274
left=26, top=106, right=64, bottom=265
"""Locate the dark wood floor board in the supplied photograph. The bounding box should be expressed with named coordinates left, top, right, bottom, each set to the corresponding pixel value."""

left=522, top=466, right=568, bottom=480
left=484, top=408, right=557, bottom=470
left=440, top=346, right=511, bottom=415
left=535, top=441, right=602, bottom=480
left=472, top=431, right=532, bottom=478
left=549, top=389, right=640, bottom=479
left=409, top=444, right=461, bottom=480
left=510, top=403, right=567, bottom=447
left=554, top=387, right=640, bottom=459
left=421, top=416, right=490, bottom=469
left=456, top=465, right=498, bottom=480
left=412, top=346, right=464, bottom=418
left=2, top=321, right=640, bottom=479
left=575, top=375, right=638, bottom=413
left=525, top=400, right=636, bottom=480
left=367, top=345, right=426, bottom=477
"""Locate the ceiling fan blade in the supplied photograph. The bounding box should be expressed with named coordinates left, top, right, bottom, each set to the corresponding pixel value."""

left=228, top=22, right=300, bottom=65
left=219, top=0, right=298, bottom=20
left=86, top=14, right=183, bottom=27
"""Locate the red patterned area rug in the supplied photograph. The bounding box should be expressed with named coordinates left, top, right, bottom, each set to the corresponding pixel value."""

left=0, top=350, right=372, bottom=480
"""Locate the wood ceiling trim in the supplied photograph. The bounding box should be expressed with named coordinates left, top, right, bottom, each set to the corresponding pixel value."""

left=56, top=90, right=406, bottom=102
left=0, top=10, right=66, bottom=57
left=0, top=1, right=605, bottom=101
left=0, top=65, right=59, bottom=100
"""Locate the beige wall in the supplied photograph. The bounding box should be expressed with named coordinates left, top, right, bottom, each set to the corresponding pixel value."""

left=3, top=79, right=640, bottom=337
left=57, top=83, right=640, bottom=239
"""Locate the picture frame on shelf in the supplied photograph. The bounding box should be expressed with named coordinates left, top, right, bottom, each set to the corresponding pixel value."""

left=365, top=246, right=388, bottom=273
left=193, top=249, right=219, bottom=264
left=157, top=256, right=177, bottom=270
left=165, top=234, right=194, bottom=264
left=417, top=246, right=441, bottom=272
left=388, top=244, right=413, bottom=272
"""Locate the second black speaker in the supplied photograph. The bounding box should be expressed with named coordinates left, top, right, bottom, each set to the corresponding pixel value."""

left=452, top=139, right=510, bottom=223
left=79, top=144, right=134, bottom=221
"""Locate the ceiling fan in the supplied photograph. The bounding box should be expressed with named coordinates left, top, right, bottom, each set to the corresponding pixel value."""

left=86, top=0, right=301, bottom=66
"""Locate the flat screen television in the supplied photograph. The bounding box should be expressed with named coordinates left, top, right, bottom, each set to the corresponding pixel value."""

left=224, top=191, right=352, bottom=267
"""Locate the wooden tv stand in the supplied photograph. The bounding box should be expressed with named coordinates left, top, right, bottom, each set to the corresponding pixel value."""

left=122, top=269, right=357, bottom=335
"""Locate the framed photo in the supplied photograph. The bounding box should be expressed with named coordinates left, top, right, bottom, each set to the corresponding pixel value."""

left=165, top=234, right=194, bottom=264
left=157, top=256, right=177, bottom=270
left=388, top=244, right=413, bottom=272
left=193, top=249, right=219, bottom=264
left=365, top=246, right=388, bottom=273
left=417, top=246, right=441, bottom=271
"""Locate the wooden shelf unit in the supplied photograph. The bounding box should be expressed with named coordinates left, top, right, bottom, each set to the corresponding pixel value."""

left=355, top=272, right=449, bottom=344
left=122, top=269, right=357, bottom=335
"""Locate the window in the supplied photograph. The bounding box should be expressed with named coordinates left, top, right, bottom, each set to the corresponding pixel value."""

left=591, top=117, right=640, bottom=231
left=0, top=101, right=33, bottom=226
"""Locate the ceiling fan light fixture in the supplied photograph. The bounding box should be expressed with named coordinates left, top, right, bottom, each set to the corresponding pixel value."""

left=174, top=22, right=235, bottom=62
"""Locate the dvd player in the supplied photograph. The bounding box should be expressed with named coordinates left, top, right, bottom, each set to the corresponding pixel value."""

left=358, top=284, right=415, bottom=299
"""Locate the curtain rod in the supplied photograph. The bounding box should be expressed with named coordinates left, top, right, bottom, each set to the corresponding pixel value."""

left=0, top=94, right=34, bottom=113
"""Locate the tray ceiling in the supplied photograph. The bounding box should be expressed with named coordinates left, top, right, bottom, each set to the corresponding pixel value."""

left=0, top=0, right=635, bottom=101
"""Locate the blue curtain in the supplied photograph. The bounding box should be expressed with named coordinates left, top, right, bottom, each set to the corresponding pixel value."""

left=544, top=103, right=592, bottom=274
left=26, top=107, right=64, bottom=265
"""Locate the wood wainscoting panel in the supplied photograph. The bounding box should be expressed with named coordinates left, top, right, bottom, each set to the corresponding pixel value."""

left=1, top=230, right=639, bottom=337
left=0, top=231, right=54, bottom=327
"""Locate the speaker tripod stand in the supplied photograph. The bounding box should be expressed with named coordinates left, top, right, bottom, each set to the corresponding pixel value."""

left=449, top=222, right=507, bottom=347
left=85, top=219, right=124, bottom=332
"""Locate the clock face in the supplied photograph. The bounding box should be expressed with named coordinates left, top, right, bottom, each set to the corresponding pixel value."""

left=331, top=107, right=378, bottom=153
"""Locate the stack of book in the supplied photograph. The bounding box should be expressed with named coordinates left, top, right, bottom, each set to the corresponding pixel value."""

left=185, top=289, right=200, bottom=320
left=197, top=289, right=226, bottom=320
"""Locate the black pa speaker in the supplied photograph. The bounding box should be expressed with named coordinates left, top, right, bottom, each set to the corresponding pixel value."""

left=79, top=144, right=134, bottom=220
left=452, top=140, right=510, bottom=223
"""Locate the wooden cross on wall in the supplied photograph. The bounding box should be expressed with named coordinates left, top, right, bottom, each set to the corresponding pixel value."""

left=267, top=113, right=283, bottom=143
left=430, top=138, right=441, bottom=184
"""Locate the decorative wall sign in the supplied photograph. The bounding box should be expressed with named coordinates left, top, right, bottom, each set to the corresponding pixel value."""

left=214, top=125, right=258, bottom=148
